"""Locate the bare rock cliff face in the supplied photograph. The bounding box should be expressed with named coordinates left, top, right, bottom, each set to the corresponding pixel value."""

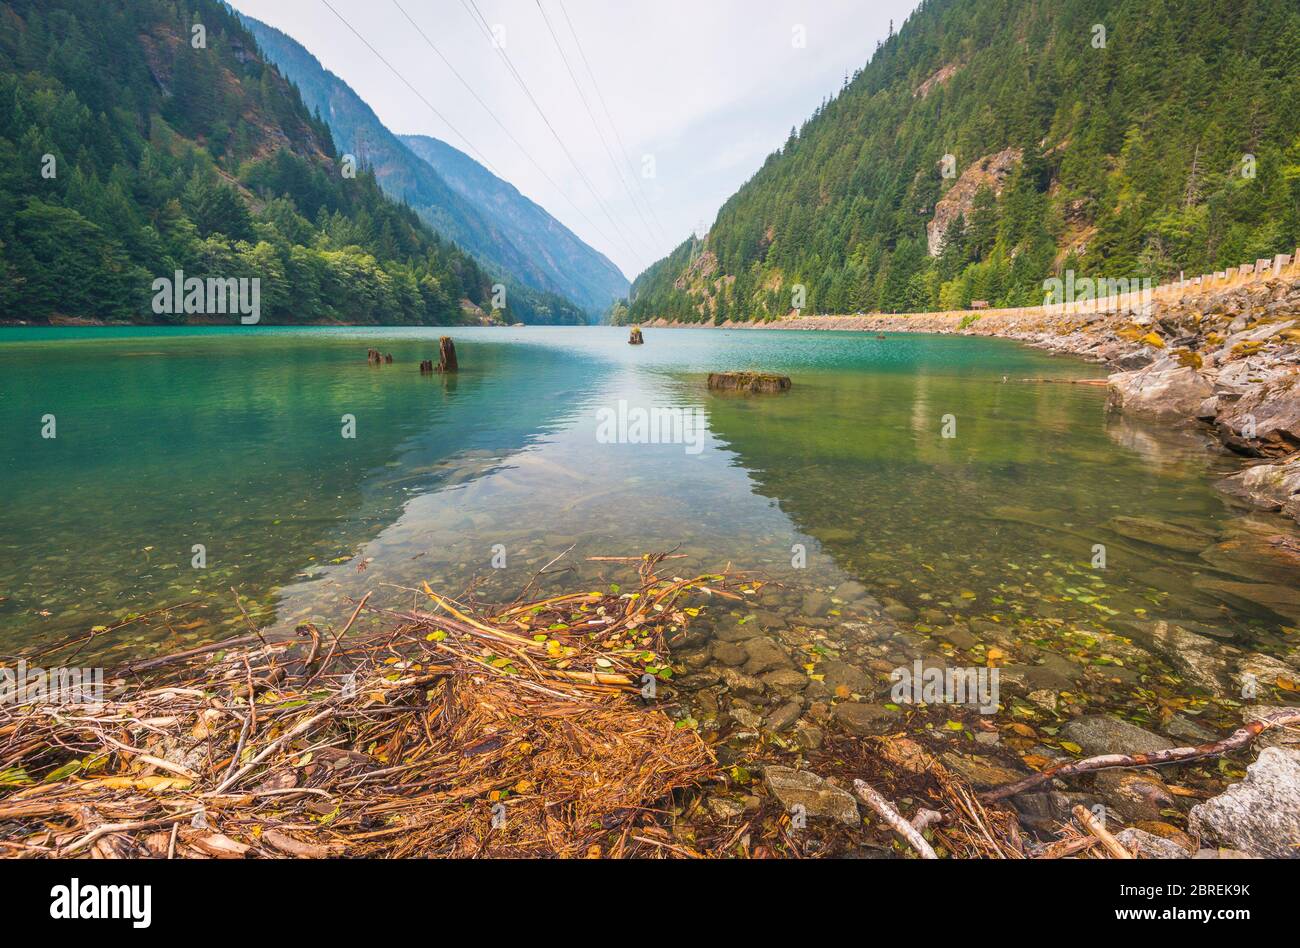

left=927, top=148, right=1022, bottom=257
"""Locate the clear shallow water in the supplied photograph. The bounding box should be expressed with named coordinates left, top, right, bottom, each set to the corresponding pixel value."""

left=0, top=326, right=1294, bottom=670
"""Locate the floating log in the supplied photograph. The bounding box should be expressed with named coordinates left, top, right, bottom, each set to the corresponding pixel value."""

left=628, top=326, right=645, bottom=345
left=436, top=337, right=458, bottom=373
left=707, top=372, right=792, bottom=394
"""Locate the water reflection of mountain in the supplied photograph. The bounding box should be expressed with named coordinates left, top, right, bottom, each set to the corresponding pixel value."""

left=699, top=369, right=1298, bottom=634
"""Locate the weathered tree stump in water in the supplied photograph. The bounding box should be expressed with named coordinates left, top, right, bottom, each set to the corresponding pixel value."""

left=707, top=372, right=792, bottom=394
left=628, top=326, right=644, bottom=345
left=419, top=360, right=434, bottom=374
left=385, top=353, right=393, bottom=364
left=367, top=348, right=383, bottom=365
left=436, top=337, right=458, bottom=373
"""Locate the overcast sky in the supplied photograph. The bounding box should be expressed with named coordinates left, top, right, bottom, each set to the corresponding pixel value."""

left=227, top=0, right=922, bottom=280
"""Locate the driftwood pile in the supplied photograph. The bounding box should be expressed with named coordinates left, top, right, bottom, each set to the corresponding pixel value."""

left=0, top=558, right=728, bottom=858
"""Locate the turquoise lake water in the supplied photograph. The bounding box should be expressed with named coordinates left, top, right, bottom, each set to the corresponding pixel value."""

left=0, top=326, right=1293, bottom=668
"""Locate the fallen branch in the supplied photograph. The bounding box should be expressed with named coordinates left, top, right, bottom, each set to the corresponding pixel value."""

left=983, top=708, right=1300, bottom=802
left=1072, top=805, right=1132, bottom=859
left=853, top=778, right=938, bottom=859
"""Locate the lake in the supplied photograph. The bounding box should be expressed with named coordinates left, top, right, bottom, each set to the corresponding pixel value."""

left=1, top=326, right=1295, bottom=688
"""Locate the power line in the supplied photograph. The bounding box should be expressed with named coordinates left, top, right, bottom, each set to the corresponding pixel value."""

left=533, top=0, right=660, bottom=251
left=458, top=0, right=648, bottom=263
left=317, top=0, right=498, bottom=176
left=555, top=0, right=669, bottom=246
left=389, top=0, right=625, bottom=258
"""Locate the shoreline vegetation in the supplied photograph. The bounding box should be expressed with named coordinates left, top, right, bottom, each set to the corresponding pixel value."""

left=3, top=554, right=1298, bottom=860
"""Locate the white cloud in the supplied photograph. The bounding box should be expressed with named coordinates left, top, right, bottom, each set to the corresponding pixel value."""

left=227, top=0, right=920, bottom=279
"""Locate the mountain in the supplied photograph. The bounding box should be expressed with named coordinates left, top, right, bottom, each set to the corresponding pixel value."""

left=0, top=0, right=585, bottom=325
left=240, top=15, right=628, bottom=319
left=625, top=0, right=1300, bottom=325
left=399, top=133, right=628, bottom=316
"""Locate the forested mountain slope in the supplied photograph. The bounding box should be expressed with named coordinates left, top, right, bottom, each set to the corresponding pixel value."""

left=243, top=16, right=626, bottom=319
left=625, top=0, right=1300, bottom=324
left=399, top=133, right=627, bottom=316
left=0, top=0, right=582, bottom=324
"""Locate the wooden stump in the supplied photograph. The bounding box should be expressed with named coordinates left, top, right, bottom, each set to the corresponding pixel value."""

left=628, top=326, right=644, bottom=345
left=419, top=360, right=434, bottom=374
left=707, top=372, right=792, bottom=394
left=384, top=353, right=393, bottom=364
left=436, top=337, right=458, bottom=373
left=367, top=348, right=383, bottom=365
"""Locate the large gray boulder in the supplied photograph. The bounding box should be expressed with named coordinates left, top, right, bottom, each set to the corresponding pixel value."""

left=1189, top=748, right=1300, bottom=858
left=1106, top=366, right=1214, bottom=420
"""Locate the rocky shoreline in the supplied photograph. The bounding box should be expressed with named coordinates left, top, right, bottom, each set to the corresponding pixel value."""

left=648, top=277, right=1300, bottom=857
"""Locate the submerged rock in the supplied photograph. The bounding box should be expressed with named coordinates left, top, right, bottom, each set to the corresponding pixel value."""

left=761, top=668, right=809, bottom=697
left=718, top=667, right=765, bottom=699
left=1059, top=714, right=1176, bottom=758
left=741, top=636, right=791, bottom=675
left=1121, top=620, right=1232, bottom=696
left=710, top=641, right=748, bottom=667
left=1105, top=515, right=1211, bottom=553
left=833, top=701, right=898, bottom=736
left=833, top=580, right=869, bottom=601
left=801, top=590, right=832, bottom=616
left=1192, top=576, right=1300, bottom=624
left=1189, top=748, right=1300, bottom=858
left=762, top=766, right=859, bottom=826
left=764, top=700, right=802, bottom=733
left=1200, top=528, right=1300, bottom=584
left=820, top=659, right=872, bottom=695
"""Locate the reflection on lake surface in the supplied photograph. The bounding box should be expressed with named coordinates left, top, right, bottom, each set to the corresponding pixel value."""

left=1, top=326, right=1296, bottom=691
